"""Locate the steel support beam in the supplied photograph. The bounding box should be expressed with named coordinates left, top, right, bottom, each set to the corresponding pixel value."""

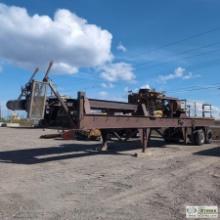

left=141, top=128, right=151, bottom=153
left=100, top=130, right=109, bottom=151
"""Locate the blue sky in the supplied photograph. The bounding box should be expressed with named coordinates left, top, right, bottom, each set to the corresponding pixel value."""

left=0, top=0, right=220, bottom=117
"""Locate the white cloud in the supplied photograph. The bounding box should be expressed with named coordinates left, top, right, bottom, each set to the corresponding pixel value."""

left=117, top=42, right=127, bottom=52
left=158, top=67, right=193, bottom=83
left=100, top=62, right=135, bottom=82
left=53, top=62, right=78, bottom=74
left=99, top=91, right=108, bottom=97
left=0, top=3, right=113, bottom=74
left=101, top=82, right=114, bottom=88
left=141, top=84, right=151, bottom=89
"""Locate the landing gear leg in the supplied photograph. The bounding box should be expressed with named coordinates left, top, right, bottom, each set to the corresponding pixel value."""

left=141, top=128, right=151, bottom=153
left=100, top=130, right=109, bottom=151
left=182, top=127, right=188, bottom=144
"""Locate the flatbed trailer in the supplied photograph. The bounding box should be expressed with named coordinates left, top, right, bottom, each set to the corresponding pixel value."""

left=7, top=84, right=214, bottom=152
left=66, top=92, right=214, bottom=152
left=6, top=64, right=215, bottom=152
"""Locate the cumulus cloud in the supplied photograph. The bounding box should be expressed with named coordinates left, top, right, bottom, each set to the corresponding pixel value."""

left=101, top=82, right=114, bottom=88
left=141, top=84, right=151, bottom=89
left=158, top=67, right=193, bottom=83
left=100, top=62, right=135, bottom=82
left=117, top=42, right=127, bottom=52
left=0, top=3, right=113, bottom=74
left=99, top=91, right=108, bottom=97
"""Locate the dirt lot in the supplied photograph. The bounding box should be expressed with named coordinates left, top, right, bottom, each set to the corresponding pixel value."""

left=0, top=127, right=219, bottom=220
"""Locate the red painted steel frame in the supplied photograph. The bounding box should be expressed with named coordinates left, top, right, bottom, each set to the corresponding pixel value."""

left=79, top=115, right=214, bottom=130
left=77, top=92, right=214, bottom=130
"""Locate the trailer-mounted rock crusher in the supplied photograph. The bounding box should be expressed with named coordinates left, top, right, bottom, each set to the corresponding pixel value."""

left=7, top=62, right=214, bottom=152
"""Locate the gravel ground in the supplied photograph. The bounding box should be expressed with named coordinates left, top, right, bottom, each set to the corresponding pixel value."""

left=0, top=127, right=219, bottom=220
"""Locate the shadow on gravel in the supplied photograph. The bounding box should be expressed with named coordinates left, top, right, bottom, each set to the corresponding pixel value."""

left=194, top=146, right=220, bottom=157
left=0, top=139, right=165, bottom=165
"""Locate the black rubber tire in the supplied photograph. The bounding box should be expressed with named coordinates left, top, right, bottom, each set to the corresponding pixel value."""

left=193, top=129, right=205, bottom=145
left=205, top=129, right=213, bottom=144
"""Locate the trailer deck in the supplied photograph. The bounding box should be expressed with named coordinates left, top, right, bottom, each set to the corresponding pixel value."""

left=6, top=64, right=215, bottom=152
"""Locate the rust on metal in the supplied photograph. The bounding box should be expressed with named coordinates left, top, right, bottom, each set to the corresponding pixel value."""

left=6, top=64, right=215, bottom=152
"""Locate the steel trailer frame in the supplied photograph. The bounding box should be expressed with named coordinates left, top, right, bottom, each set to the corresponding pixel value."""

left=76, top=92, right=214, bottom=152
left=6, top=63, right=215, bottom=153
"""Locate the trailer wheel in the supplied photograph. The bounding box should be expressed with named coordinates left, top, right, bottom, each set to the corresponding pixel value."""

left=205, top=129, right=213, bottom=144
left=193, top=129, right=205, bottom=145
